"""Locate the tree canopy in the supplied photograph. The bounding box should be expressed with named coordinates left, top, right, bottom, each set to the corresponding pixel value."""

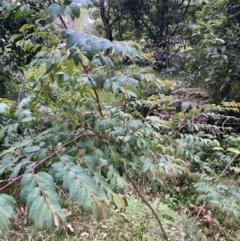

left=92, top=0, right=194, bottom=48
left=186, top=0, right=240, bottom=101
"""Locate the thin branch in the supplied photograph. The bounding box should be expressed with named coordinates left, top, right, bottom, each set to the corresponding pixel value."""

left=59, top=14, right=68, bottom=29
left=109, top=16, right=120, bottom=28
left=78, top=58, right=104, bottom=118
left=222, top=152, right=239, bottom=174
left=126, top=173, right=169, bottom=241
left=133, top=10, right=155, bottom=39
left=51, top=6, right=104, bottom=118
left=183, top=0, right=192, bottom=17
left=47, top=0, right=68, bottom=30
left=93, top=89, right=104, bottom=118
left=0, top=133, right=112, bottom=191
left=187, top=201, right=206, bottom=236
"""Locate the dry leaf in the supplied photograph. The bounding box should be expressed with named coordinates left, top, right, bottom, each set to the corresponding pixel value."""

left=67, top=223, right=74, bottom=232
left=203, top=214, right=212, bottom=223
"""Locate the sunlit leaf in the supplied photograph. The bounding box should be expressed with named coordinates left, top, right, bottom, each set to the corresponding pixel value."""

left=227, top=147, right=240, bottom=154
left=112, top=193, right=125, bottom=210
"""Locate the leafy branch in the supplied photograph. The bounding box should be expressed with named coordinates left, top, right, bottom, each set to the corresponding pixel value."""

left=55, top=7, right=105, bottom=118
left=0, top=132, right=112, bottom=192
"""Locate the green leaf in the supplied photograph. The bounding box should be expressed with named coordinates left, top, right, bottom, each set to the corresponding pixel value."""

left=68, top=178, right=80, bottom=201
left=110, top=177, right=117, bottom=190
left=97, top=52, right=114, bottom=67
left=213, top=147, right=224, bottom=151
left=3, top=2, right=17, bottom=18
left=91, top=201, right=100, bottom=221
left=66, top=3, right=80, bottom=20
left=65, top=30, right=113, bottom=60
left=45, top=62, right=59, bottom=74
left=29, top=196, right=53, bottom=229
left=0, top=103, right=9, bottom=114
left=35, top=172, right=57, bottom=191
left=112, top=193, right=125, bottom=210
left=26, top=187, right=41, bottom=210
left=0, top=147, right=18, bottom=157
left=9, top=164, right=23, bottom=179
left=142, top=158, right=151, bottom=172
left=63, top=167, right=76, bottom=190
left=90, top=74, right=105, bottom=88
left=82, top=191, right=92, bottom=211
left=22, top=146, right=41, bottom=154
left=117, top=176, right=128, bottom=189
left=64, top=0, right=94, bottom=7
left=0, top=131, right=5, bottom=141
left=46, top=3, right=64, bottom=23
left=19, top=24, right=35, bottom=33
left=20, top=173, right=37, bottom=204
left=227, top=147, right=240, bottom=154
left=0, top=194, right=17, bottom=235
left=35, top=151, right=48, bottom=161
left=91, top=201, right=110, bottom=222
left=230, top=167, right=240, bottom=174
left=21, top=116, right=34, bottom=122
left=20, top=172, right=65, bottom=229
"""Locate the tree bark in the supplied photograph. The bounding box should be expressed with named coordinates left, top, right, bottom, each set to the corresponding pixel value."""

left=99, top=0, right=113, bottom=41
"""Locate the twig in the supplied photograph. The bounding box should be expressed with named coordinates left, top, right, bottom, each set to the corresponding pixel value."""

left=55, top=5, right=104, bottom=118
left=43, top=234, right=55, bottom=241
left=47, top=0, right=67, bottom=29
left=59, top=14, right=68, bottom=29
left=187, top=201, right=206, bottom=236
left=79, top=59, right=104, bottom=118
left=0, top=132, right=112, bottom=191
left=126, top=173, right=169, bottom=241
left=222, top=152, right=239, bottom=173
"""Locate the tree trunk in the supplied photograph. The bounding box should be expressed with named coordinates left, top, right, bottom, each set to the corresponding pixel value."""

left=99, top=0, right=113, bottom=41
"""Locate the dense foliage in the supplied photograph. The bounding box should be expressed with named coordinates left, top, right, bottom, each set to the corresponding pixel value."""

left=185, top=0, right=240, bottom=101
left=91, top=0, right=194, bottom=47
left=0, top=0, right=54, bottom=97
left=0, top=0, right=240, bottom=240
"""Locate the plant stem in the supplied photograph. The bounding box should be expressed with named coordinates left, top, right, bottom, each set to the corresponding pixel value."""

left=51, top=5, right=104, bottom=118
left=222, top=152, right=239, bottom=173
left=126, top=173, right=169, bottom=241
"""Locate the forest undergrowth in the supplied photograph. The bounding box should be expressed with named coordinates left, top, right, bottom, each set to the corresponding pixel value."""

left=1, top=1, right=240, bottom=241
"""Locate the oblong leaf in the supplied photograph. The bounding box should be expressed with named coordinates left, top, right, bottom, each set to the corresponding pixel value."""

left=22, top=146, right=40, bottom=154
left=227, top=147, right=240, bottom=154
left=112, top=193, right=125, bottom=210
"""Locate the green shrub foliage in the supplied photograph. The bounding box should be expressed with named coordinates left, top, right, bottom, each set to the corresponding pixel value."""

left=185, top=0, right=240, bottom=101
left=0, top=0, right=240, bottom=239
left=0, top=0, right=186, bottom=234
